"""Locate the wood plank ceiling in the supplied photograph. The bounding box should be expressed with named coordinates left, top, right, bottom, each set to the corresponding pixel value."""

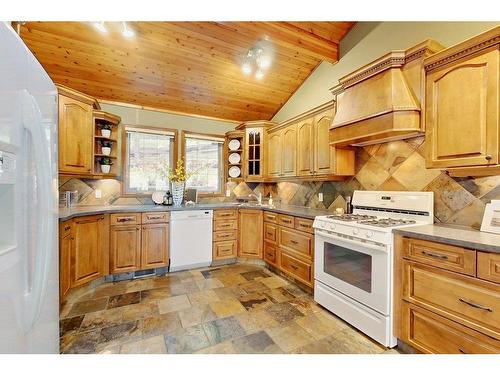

left=19, top=22, right=355, bottom=121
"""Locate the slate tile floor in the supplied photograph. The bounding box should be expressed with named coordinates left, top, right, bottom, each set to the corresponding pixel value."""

left=59, top=263, right=397, bottom=354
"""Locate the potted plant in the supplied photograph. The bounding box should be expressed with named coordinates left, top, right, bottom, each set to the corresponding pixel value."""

left=168, top=159, right=193, bottom=206
left=101, top=123, right=112, bottom=138
left=99, top=157, right=113, bottom=174
left=100, top=140, right=112, bottom=156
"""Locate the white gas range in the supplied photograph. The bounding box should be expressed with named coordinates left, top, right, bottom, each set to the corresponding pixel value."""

left=313, top=190, right=434, bottom=347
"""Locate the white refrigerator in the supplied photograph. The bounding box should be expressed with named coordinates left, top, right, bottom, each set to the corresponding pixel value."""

left=0, top=22, right=59, bottom=353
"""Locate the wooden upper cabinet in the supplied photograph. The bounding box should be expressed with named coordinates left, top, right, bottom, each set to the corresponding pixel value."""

left=297, top=119, right=314, bottom=176
left=58, top=94, right=93, bottom=175
left=267, top=130, right=282, bottom=178
left=238, top=209, right=263, bottom=258
left=71, top=215, right=105, bottom=287
left=282, top=124, right=297, bottom=176
left=110, top=224, right=142, bottom=274
left=424, top=28, right=500, bottom=173
left=141, top=223, right=169, bottom=270
left=313, top=110, right=334, bottom=175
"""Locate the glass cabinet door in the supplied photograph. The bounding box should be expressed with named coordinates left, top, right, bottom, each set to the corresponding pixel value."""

left=246, top=128, right=263, bottom=179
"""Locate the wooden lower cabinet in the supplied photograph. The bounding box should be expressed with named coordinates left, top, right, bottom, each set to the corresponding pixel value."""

left=213, top=209, right=238, bottom=260
left=238, top=209, right=263, bottom=258
left=264, top=241, right=279, bottom=267
left=110, top=225, right=142, bottom=273
left=280, top=251, right=313, bottom=287
left=395, top=234, right=500, bottom=353
left=71, top=215, right=106, bottom=287
left=400, top=302, right=500, bottom=354
left=141, top=223, right=169, bottom=269
left=59, top=222, right=72, bottom=299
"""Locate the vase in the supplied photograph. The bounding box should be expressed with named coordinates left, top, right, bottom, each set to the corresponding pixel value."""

left=101, top=129, right=111, bottom=138
left=171, top=181, right=185, bottom=206
left=101, top=146, right=111, bottom=155
left=100, top=164, right=111, bottom=174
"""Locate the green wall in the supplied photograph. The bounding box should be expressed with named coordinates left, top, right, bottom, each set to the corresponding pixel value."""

left=272, top=21, right=500, bottom=123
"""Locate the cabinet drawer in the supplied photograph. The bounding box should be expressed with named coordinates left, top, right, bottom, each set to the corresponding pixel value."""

left=110, top=213, right=141, bottom=226
left=142, top=212, right=169, bottom=224
left=279, top=227, right=313, bottom=259
left=401, top=302, right=500, bottom=354
left=214, top=219, right=238, bottom=231
left=213, top=240, right=237, bottom=259
left=478, top=252, right=500, bottom=284
left=280, top=252, right=312, bottom=286
left=213, top=230, right=237, bottom=242
left=264, top=241, right=278, bottom=265
left=264, top=222, right=278, bottom=243
left=278, top=214, right=295, bottom=228
left=402, top=260, right=500, bottom=339
left=295, top=217, right=314, bottom=234
left=264, top=211, right=278, bottom=224
left=214, top=209, right=238, bottom=220
left=403, top=237, right=476, bottom=276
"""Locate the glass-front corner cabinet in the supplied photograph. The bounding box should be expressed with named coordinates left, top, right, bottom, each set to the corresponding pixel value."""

left=241, top=122, right=274, bottom=182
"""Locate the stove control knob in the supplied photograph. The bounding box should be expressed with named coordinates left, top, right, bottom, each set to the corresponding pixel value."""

left=352, top=228, right=359, bottom=235
left=365, top=231, right=374, bottom=238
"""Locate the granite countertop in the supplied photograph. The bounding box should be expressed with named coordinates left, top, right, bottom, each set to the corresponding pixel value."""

left=394, top=224, right=500, bottom=254
left=59, top=202, right=332, bottom=221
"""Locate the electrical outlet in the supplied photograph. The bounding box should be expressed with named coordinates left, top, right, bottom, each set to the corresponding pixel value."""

left=95, top=189, right=102, bottom=199
left=318, top=192, right=323, bottom=202
left=226, top=189, right=231, bottom=197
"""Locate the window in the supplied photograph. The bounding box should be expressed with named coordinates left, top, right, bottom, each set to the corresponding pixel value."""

left=182, top=132, right=224, bottom=195
left=123, top=125, right=177, bottom=195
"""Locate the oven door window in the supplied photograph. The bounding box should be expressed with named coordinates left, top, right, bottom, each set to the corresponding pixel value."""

left=324, top=242, right=372, bottom=293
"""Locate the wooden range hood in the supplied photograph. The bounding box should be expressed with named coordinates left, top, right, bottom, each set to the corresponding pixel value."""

left=329, top=40, right=444, bottom=147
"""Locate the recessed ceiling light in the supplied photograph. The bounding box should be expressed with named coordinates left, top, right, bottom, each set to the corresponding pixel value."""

left=92, top=21, right=107, bottom=33
left=255, top=69, right=264, bottom=80
left=242, top=63, right=252, bottom=76
left=122, top=22, right=135, bottom=38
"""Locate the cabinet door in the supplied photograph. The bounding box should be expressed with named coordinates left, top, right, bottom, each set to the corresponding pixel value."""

left=245, top=128, right=265, bottom=180
left=297, top=120, right=313, bottom=176
left=110, top=225, right=142, bottom=274
left=282, top=124, right=297, bottom=176
left=58, top=95, right=93, bottom=175
left=72, top=215, right=105, bottom=287
left=141, top=223, right=169, bottom=270
left=238, top=209, right=263, bottom=258
left=59, top=223, right=72, bottom=299
left=267, top=131, right=282, bottom=177
left=313, top=111, right=334, bottom=175
left=426, top=47, right=499, bottom=168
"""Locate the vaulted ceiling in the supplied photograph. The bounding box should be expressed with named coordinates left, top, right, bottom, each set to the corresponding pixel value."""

left=19, top=22, right=355, bottom=121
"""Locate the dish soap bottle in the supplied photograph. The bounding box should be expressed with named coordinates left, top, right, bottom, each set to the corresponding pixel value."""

left=268, top=193, right=273, bottom=207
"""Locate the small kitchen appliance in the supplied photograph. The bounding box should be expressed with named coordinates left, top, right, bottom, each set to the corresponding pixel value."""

left=313, top=190, right=434, bottom=347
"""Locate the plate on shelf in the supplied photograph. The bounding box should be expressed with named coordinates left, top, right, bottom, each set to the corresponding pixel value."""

left=228, top=139, right=240, bottom=151
left=151, top=191, right=165, bottom=205
left=228, top=166, right=241, bottom=178
left=228, top=152, right=241, bottom=164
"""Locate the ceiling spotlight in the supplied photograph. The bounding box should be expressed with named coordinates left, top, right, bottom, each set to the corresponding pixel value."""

left=255, top=69, right=264, bottom=80
left=122, top=22, right=135, bottom=38
left=92, top=21, right=107, bottom=33
left=242, top=63, right=252, bottom=76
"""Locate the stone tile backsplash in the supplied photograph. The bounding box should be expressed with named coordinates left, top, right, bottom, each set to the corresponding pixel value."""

left=59, top=136, right=500, bottom=229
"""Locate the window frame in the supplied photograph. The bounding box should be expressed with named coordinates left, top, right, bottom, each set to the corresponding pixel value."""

left=121, top=124, right=178, bottom=197
left=181, top=130, right=226, bottom=197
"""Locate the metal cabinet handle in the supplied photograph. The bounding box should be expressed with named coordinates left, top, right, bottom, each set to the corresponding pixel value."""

left=485, top=155, right=492, bottom=161
left=290, top=264, right=299, bottom=270
left=117, top=217, right=135, bottom=222
left=266, top=252, right=274, bottom=257
left=458, top=298, right=493, bottom=312
left=421, top=250, right=448, bottom=260
left=147, top=215, right=163, bottom=220
left=299, top=223, right=309, bottom=228
left=290, top=240, right=299, bottom=245
left=458, top=348, right=467, bottom=354
left=282, top=219, right=292, bottom=223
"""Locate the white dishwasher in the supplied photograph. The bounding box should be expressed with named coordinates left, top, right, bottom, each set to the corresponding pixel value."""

left=169, top=210, right=213, bottom=272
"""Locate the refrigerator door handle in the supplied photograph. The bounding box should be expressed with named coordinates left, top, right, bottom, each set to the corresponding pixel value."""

left=21, top=90, right=54, bottom=331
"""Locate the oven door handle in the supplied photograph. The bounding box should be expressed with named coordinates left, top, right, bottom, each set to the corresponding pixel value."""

left=316, top=231, right=388, bottom=253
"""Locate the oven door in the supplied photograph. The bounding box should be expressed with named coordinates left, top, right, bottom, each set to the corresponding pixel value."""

left=315, top=230, right=391, bottom=315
